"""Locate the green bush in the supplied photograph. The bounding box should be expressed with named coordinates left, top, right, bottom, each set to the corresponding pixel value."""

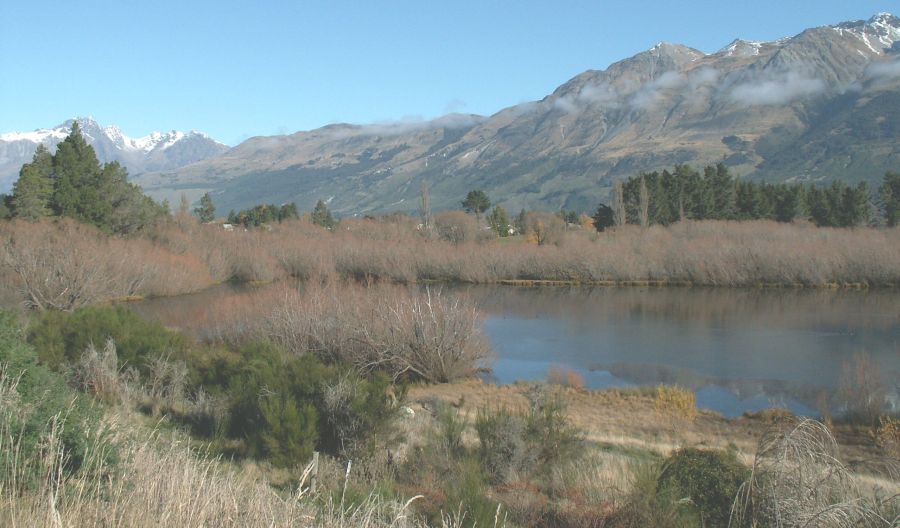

left=608, top=463, right=695, bottom=528
left=0, top=311, right=113, bottom=487
left=657, top=447, right=749, bottom=527
left=475, top=388, right=583, bottom=488
left=475, top=407, right=532, bottom=484
left=224, top=341, right=396, bottom=466
left=27, top=305, right=188, bottom=373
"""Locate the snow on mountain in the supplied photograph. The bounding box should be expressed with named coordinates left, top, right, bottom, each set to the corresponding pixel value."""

left=0, top=117, right=229, bottom=191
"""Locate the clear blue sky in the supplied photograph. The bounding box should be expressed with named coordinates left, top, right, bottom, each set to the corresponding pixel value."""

left=1, top=1, right=895, bottom=145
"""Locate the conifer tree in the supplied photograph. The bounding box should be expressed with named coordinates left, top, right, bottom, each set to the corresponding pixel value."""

left=310, top=199, right=336, bottom=229
left=879, top=172, right=900, bottom=227
left=11, top=144, right=54, bottom=220
left=194, top=192, right=216, bottom=222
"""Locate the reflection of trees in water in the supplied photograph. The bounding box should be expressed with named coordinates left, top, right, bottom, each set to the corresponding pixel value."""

left=459, top=285, right=900, bottom=331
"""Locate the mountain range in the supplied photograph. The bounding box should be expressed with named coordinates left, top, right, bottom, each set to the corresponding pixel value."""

left=0, top=117, right=228, bottom=192
left=12, top=14, right=900, bottom=215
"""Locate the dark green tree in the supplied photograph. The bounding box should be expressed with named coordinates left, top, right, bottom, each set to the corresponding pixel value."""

left=11, top=145, right=54, bottom=220
left=278, top=202, right=299, bottom=221
left=194, top=193, right=216, bottom=222
left=0, top=194, right=11, bottom=219
left=310, top=199, right=336, bottom=229
left=462, top=190, right=491, bottom=221
left=592, top=203, right=615, bottom=231
left=879, top=172, right=900, bottom=227
left=51, top=122, right=104, bottom=221
left=703, top=164, right=736, bottom=220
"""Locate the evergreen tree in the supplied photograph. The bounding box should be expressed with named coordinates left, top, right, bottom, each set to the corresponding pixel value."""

left=0, top=194, right=11, bottom=219
left=879, top=172, right=900, bottom=227
left=51, top=122, right=104, bottom=221
left=278, top=202, right=299, bottom=222
left=194, top=192, right=216, bottom=222
left=771, top=184, right=801, bottom=223
left=310, top=199, right=336, bottom=229
left=461, top=190, right=491, bottom=221
left=515, top=208, right=527, bottom=235
left=11, top=144, right=54, bottom=220
left=592, top=203, right=615, bottom=232
left=488, top=205, right=510, bottom=236
left=703, top=164, right=736, bottom=220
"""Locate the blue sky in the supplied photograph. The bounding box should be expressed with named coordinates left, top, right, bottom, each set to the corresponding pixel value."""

left=1, top=1, right=895, bottom=145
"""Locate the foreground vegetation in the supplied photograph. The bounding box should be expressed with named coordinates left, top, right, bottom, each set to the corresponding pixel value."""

left=2, top=281, right=898, bottom=526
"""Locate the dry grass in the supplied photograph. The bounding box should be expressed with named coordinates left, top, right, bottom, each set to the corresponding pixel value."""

left=0, top=368, right=488, bottom=528
left=732, top=418, right=899, bottom=527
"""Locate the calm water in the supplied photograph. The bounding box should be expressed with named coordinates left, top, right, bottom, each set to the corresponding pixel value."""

left=130, top=283, right=900, bottom=417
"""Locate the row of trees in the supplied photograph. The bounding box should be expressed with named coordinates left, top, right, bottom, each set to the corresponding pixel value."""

left=225, top=202, right=300, bottom=227
left=594, top=164, right=896, bottom=230
left=2, top=123, right=166, bottom=234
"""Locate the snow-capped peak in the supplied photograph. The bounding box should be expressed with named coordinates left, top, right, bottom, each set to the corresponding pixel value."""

left=718, top=39, right=763, bottom=57
left=831, top=12, right=900, bottom=54
left=1, top=118, right=223, bottom=153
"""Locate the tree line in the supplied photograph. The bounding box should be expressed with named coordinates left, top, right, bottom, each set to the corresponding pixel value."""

left=593, top=164, right=899, bottom=230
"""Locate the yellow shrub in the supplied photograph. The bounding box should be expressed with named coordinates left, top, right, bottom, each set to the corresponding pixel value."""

left=655, top=385, right=697, bottom=422
left=872, top=416, right=900, bottom=459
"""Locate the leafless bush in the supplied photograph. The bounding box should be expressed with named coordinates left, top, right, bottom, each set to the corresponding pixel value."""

left=433, top=211, right=490, bottom=244
left=730, top=418, right=899, bottom=528
left=838, top=351, right=887, bottom=424
left=259, top=284, right=492, bottom=383
left=72, top=338, right=127, bottom=405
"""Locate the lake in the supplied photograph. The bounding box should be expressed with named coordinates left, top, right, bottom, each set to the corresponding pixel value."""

left=129, top=283, right=900, bottom=418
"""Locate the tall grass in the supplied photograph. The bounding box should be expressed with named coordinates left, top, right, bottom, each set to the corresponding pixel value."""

left=0, top=365, right=478, bottom=528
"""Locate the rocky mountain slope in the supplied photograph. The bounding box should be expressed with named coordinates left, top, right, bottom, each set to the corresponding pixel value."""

left=0, top=117, right=228, bottom=192
left=137, top=13, right=900, bottom=215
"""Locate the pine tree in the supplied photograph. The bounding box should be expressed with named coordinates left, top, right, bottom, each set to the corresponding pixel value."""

left=194, top=193, right=216, bottom=222
left=612, top=180, right=626, bottom=226
left=593, top=203, right=615, bottom=232
left=310, top=199, right=335, bottom=229
left=879, top=172, right=900, bottom=227
left=11, top=144, right=54, bottom=220
left=51, top=122, right=103, bottom=220
left=462, top=190, right=491, bottom=221
left=488, top=205, right=510, bottom=236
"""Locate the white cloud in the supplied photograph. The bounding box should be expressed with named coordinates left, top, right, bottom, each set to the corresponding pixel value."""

left=865, top=58, right=900, bottom=80
left=728, top=72, right=826, bottom=106
left=577, top=82, right=620, bottom=106
left=552, top=95, right=578, bottom=113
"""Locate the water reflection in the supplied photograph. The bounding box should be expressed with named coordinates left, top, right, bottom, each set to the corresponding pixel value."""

left=456, top=285, right=900, bottom=417
left=128, top=282, right=900, bottom=418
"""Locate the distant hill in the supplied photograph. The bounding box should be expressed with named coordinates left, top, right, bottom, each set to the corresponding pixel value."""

left=0, top=117, right=228, bottom=192
left=135, top=13, right=900, bottom=215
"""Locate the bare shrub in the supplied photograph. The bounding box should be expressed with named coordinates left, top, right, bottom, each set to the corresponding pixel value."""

left=433, top=211, right=489, bottom=244
left=263, top=284, right=491, bottom=383
left=838, top=351, right=887, bottom=424
left=72, top=338, right=126, bottom=405
left=731, top=418, right=898, bottom=528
